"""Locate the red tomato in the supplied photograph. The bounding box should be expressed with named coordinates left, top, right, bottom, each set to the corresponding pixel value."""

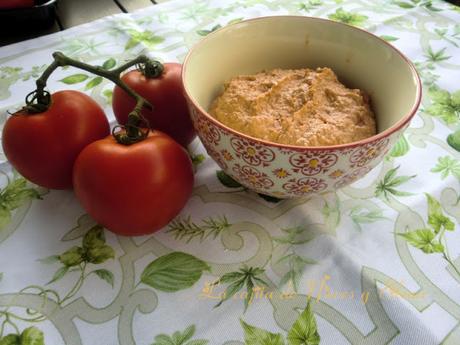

left=73, top=130, right=194, bottom=236
left=112, top=63, right=196, bottom=147
left=2, top=90, right=110, bottom=189
left=0, top=0, right=34, bottom=9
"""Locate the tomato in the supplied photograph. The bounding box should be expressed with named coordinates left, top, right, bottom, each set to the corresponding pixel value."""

left=2, top=90, right=110, bottom=189
left=112, top=63, right=196, bottom=147
left=73, top=130, right=194, bottom=236
left=0, top=0, right=34, bottom=9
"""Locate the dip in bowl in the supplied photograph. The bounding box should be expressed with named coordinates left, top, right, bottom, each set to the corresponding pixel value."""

left=182, top=16, right=421, bottom=198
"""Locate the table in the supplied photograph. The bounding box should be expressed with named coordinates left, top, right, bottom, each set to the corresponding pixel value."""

left=1, top=0, right=460, bottom=344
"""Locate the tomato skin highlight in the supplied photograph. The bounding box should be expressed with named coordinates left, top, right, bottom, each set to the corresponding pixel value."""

left=112, top=63, right=196, bottom=148
left=2, top=90, right=110, bottom=189
left=73, top=131, right=194, bottom=236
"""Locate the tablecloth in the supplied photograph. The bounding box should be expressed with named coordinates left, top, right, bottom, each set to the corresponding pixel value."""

left=1, top=0, right=460, bottom=344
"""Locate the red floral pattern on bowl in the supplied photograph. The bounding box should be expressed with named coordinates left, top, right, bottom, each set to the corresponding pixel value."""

left=349, top=139, right=390, bottom=168
left=188, top=102, right=407, bottom=198
left=289, top=152, right=338, bottom=176
left=230, top=137, right=275, bottom=167
left=232, top=164, right=274, bottom=190
left=282, top=177, right=327, bottom=196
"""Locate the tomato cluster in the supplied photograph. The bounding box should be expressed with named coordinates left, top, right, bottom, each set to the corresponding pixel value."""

left=2, top=61, right=195, bottom=236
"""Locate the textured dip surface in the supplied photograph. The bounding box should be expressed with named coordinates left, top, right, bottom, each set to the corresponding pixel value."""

left=209, top=67, right=376, bottom=146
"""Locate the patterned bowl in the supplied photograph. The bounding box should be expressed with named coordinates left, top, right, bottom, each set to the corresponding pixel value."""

left=182, top=16, right=421, bottom=198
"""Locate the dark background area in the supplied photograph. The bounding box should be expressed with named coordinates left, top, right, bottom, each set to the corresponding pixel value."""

left=0, top=0, right=159, bottom=46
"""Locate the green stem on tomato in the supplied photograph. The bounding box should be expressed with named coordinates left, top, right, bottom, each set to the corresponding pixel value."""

left=32, top=52, right=152, bottom=112
left=24, top=51, right=162, bottom=145
left=112, top=98, right=150, bottom=145
left=138, top=59, right=164, bottom=78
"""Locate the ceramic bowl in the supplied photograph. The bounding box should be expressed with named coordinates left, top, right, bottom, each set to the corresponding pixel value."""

left=182, top=16, right=421, bottom=198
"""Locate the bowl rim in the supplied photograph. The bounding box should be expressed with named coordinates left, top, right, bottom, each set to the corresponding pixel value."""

left=182, top=15, right=422, bottom=152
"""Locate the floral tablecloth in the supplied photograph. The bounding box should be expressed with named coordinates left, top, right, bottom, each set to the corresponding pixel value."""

left=1, top=0, right=460, bottom=344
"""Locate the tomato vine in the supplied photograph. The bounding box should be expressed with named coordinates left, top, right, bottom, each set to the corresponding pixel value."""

left=23, top=51, right=165, bottom=145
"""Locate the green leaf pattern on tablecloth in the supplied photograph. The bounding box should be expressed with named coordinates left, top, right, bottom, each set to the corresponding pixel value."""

left=0, top=177, right=41, bottom=230
left=241, top=320, right=286, bottom=345
left=447, top=129, right=460, bottom=151
left=167, top=215, right=231, bottom=243
left=60, top=74, right=90, bottom=85
left=0, top=226, right=116, bottom=342
left=375, top=166, right=416, bottom=200
left=124, top=30, right=165, bottom=51
left=151, top=325, right=208, bottom=345
left=140, top=252, right=210, bottom=292
left=387, top=135, right=410, bottom=159
left=349, top=206, right=389, bottom=232
left=299, top=0, right=323, bottom=13
left=273, top=227, right=317, bottom=292
left=213, top=265, right=269, bottom=311
left=1, top=0, right=460, bottom=344
left=0, top=65, right=47, bottom=101
left=42, top=225, right=115, bottom=294
left=426, top=86, right=460, bottom=125
left=0, top=327, right=45, bottom=345
left=393, top=0, right=443, bottom=11
left=287, top=303, right=320, bottom=345
left=240, top=302, right=320, bottom=345
left=328, top=8, right=368, bottom=26
left=431, top=155, right=460, bottom=179
left=399, top=194, right=460, bottom=277
left=102, top=58, right=116, bottom=70
left=0, top=176, right=43, bottom=244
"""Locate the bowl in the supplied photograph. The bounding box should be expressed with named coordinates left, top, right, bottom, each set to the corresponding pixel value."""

left=182, top=16, right=421, bottom=198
